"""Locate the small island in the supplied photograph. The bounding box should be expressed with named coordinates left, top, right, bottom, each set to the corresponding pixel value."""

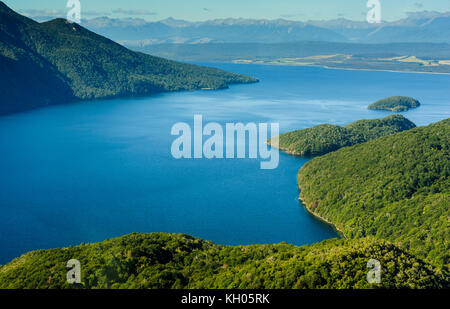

left=268, top=114, right=416, bottom=157
left=368, top=96, right=421, bottom=112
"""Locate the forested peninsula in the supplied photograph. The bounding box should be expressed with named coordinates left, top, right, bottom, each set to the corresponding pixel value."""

left=268, top=115, right=416, bottom=156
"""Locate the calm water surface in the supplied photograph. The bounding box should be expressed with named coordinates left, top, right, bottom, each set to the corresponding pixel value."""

left=1, top=63, right=449, bottom=264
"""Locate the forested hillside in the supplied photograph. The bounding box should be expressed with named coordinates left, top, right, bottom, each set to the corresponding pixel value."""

left=0, top=233, right=447, bottom=289
left=298, top=119, right=450, bottom=267
left=269, top=115, right=416, bottom=156
left=0, top=2, right=257, bottom=115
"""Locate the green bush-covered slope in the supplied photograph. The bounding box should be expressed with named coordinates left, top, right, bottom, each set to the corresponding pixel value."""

left=269, top=115, right=416, bottom=156
left=0, top=233, right=447, bottom=289
left=298, top=119, right=450, bottom=267
left=0, top=2, right=257, bottom=115
left=368, top=96, right=421, bottom=112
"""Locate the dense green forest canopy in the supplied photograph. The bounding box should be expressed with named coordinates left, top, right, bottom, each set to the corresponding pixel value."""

left=269, top=115, right=416, bottom=156
left=0, top=2, right=257, bottom=115
left=0, top=233, right=447, bottom=289
left=368, top=96, right=421, bottom=112
left=298, top=119, right=450, bottom=267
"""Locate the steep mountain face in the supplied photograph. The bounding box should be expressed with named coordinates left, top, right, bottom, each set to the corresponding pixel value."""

left=0, top=48, right=74, bottom=115
left=0, top=2, right=75, bottom=114
left=0, top=2, right=257, bottom=115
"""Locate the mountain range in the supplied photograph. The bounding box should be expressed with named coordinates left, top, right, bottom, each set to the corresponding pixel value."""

left=79, top=11, right=450, bottom=46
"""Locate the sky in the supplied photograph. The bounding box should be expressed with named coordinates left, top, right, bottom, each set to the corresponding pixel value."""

left=4, top=0, right=450, bottom=22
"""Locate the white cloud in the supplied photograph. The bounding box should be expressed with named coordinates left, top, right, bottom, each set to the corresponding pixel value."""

left=112, top=9, right=157, bottom=16
left=19, top=8, right=110, bottom=20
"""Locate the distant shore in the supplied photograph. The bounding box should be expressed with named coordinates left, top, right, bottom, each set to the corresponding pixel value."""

left=319, top=65, right=450, bottom=76
left=233, top=60, right=450, bottom=76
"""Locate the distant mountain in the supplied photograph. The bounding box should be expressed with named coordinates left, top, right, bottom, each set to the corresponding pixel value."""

left=80, top=12, right=450, bottom=45
left=0, top=2, right=257, bottom=115
left=366, top=16, right=450, bottom=43
left=309, top=11, right=450, bottom=43
left=307, top=18, right=380, bottom=42
left=81, top=17, right=176, bottom=42
left=82, top=17, right=348, bottom=45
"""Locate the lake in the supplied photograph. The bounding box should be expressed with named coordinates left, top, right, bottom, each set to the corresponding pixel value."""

left=1, top=63, right=449, bottom=264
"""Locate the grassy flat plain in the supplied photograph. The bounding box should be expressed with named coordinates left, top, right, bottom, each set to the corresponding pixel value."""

left=233, top=54, right=450, bottom=74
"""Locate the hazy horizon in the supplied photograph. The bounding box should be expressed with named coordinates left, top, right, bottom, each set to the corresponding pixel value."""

left=4, top=0, right=450, bottom=23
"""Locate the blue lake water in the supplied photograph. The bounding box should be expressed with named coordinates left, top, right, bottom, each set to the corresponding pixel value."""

left=1, top=63, right=449, bottom=264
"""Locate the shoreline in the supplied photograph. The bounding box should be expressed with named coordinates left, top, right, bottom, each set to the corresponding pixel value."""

left=298, top=194, right=346, bottom=239
left=297, top=163, right=346, bottom=238
left=267, top=142, right=305, bottom=157
left=320, top=65, right=450, bottom=76
left=267, top=142, right=322, bottom=158
left=268, top=139, right=345, bottom=237
left=233, top=61, right=450, bottom=76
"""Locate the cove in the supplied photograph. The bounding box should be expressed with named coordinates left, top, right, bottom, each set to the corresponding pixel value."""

left=0, top=63, right=449, bottom=264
